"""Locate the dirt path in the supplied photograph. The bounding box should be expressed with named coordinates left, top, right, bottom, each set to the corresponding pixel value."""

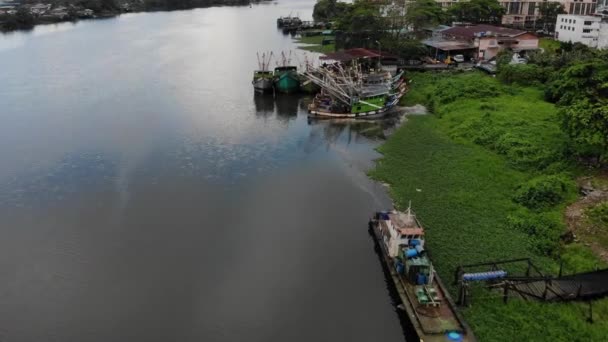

left=565, top=175, right=608, bottom=263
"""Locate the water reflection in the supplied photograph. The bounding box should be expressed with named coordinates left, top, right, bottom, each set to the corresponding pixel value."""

left=274, top=93, right=300, bottom=121
left=253, top=92, right=275, bottom=116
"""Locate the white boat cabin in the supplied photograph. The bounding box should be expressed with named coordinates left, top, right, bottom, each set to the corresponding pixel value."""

left=378, top=208, right=425, bottom=258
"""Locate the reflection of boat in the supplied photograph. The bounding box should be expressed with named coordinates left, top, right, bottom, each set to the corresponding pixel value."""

left=274, top=93, right=299, bottom=120
left=273, top=52, right=300, bottom=94
left=252, top=52, right=274, bottom=92
left=369, top=206, right=474, bottom=342
left=253, top=92, right=275, bottom=116
left=303, top=63, right=407, bottom=119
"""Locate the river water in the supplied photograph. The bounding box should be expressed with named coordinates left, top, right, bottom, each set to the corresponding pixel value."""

left=0, top=1, right=407, bottom=341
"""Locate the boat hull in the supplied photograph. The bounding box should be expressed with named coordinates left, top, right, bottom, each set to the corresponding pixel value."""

left=252, top=78, right=273, bottom=92
left=274, top=72, right=300, bottom=93
left=308, top=79, right=408, bottom=119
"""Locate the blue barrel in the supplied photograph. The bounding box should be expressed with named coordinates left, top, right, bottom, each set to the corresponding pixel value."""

left=395, top=262, right=405, bottom=274
left=379, top=212, right=390, bottom=220
left=447, top=331, right=463, bottom=341
left=405, top=249, right=418, bottom=258
left=416, top=273, right=427, bottom=285
left=410, top=239, right=420, bottom=247
left=462, top=270, right=507, bottom=282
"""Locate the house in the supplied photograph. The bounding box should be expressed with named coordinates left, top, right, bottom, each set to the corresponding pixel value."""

left=555, top=14, right=608, bottom=48
left=29, top=3, right=51, bottom=15
left=78, top=9, right=94, bottom=17
left=424, top=24, right=539, bottom=61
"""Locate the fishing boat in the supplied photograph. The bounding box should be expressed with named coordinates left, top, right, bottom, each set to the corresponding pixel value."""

left=369, top=205, right=475, bottom=342
left=300, top=55, right=321, bottom=94
left=303, top=63, right=407, bottom=118
left=252, top=52, right=274, bottom=92
left=273, top=52, right=300, bottom=94
left=277, top=15, right=301, bottom=28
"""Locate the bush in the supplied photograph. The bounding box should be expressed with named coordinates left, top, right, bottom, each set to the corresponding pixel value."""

left=498, top=64, right=550, bottom=85
left=433, top=75, right=502, bottom=104
left=508, top=209, right=565, bottom=255
left=513, top=174, right=575, bottom=210
left=586, top=202, right=608, bottom=228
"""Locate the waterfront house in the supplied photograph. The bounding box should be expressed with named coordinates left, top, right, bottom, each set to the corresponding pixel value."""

left=29, top=3, right=51, bottom=16
left=423, top=24, right=539, bottom=61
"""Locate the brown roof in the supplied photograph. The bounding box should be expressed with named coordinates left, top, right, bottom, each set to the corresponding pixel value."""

left=422, top=39, right=475, bottom=51
left=442, top=25, right=530, bottom=39
left=398, top=228, right=425, bottom=236
left=320, top=48, right=398, bottom=62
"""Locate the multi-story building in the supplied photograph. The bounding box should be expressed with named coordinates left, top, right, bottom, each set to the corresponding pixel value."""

left=555, top=14, right=608, bottom=48
left=431, top=0, right=599, bottom=28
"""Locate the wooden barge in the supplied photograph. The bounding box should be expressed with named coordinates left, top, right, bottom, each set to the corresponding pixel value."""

left=369, top=208, right=475, bottom=342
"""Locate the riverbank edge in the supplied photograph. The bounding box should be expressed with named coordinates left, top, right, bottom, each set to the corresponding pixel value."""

left=367, top=72, right=608, bottom=341
left=0, top=1, right=270, bottom=33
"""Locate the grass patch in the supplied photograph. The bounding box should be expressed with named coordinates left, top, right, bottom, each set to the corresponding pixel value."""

left=294, top=35, right=335, bottom=54
left=540, top=37, right=561, bottom=54
left=371, top=72, right=608, bottom=340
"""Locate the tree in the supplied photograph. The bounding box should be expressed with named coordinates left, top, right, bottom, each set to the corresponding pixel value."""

left=313, top=0, right=350, bottom=22
left=448, top=0, right=505, bottom=25
left=560, top=98, right=608, bottom=164
left=404, top=0, right=444, bottom=33
left=335, top=1, right=384, bottom=32
left=2, top=7, right=35, bottom=31
left=544, top=60, right=608, bottom=164
left=537, top=1, right=565, bottom=32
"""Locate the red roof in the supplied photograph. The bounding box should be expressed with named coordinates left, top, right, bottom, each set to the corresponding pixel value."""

left=398, top=228, right=424, bottom=236
left=442, top=25, right=531, bottom=39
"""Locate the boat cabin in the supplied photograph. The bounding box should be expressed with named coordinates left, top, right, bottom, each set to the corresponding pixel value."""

left=377, top=209, right=426, bottom=258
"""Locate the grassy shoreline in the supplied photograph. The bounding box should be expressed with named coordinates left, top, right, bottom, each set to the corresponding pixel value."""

left=370, top=72, right=608, bottom=340
left=293, top=34, right=335, bottom=54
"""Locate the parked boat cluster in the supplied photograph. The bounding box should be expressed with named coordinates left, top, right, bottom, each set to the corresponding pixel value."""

left=276, top=15, right=326, bottom=35
left=252, top=51, right=407, bottom=119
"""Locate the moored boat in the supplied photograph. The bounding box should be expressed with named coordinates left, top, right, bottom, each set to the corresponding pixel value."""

left=303, top=63, right=407, bottom=119
left=273, top=52, right=300, bottom=94
left=252, top=52, right=274, bottom=92
left=274, top=66, right=300, bottom=93
left=369, top=206, right=475, bottom=342
left=252, top=70, right=274, bottom=92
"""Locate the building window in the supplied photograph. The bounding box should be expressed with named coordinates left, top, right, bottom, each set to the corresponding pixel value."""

left=528, top=2, right=536, bottom=15
left=583, top=29, right=591, bottom=33
left=584, top=21, right=593, bottom=25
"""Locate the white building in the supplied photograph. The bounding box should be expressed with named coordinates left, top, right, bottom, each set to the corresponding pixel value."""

left=555, top=14, right=608, bottom=48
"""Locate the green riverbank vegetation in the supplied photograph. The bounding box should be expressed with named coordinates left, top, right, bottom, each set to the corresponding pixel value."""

left=371, top=71, right=608, bottom=341
left=293, top=34, right=335, bottom=54
left=369, top=39, right=608, bottom=339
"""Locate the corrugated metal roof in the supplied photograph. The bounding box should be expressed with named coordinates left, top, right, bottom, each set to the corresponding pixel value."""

left=422, top=39, right=475, bottom=51
left=442, top=24, right=530, bottom=39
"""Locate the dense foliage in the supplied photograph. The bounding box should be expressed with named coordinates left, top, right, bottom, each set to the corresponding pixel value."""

left=537, top=2, right=566, bottom=32
left=312, top=0, right=350, bottom=22
left=404, top=0, right=444, bottom=33
left=447, top=0, right=504, bottom=25
left=498, top=41, right=608, bottom=165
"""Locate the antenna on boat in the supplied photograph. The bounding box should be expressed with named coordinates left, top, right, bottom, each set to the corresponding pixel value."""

left=406, top=201, right=414, bottom=224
